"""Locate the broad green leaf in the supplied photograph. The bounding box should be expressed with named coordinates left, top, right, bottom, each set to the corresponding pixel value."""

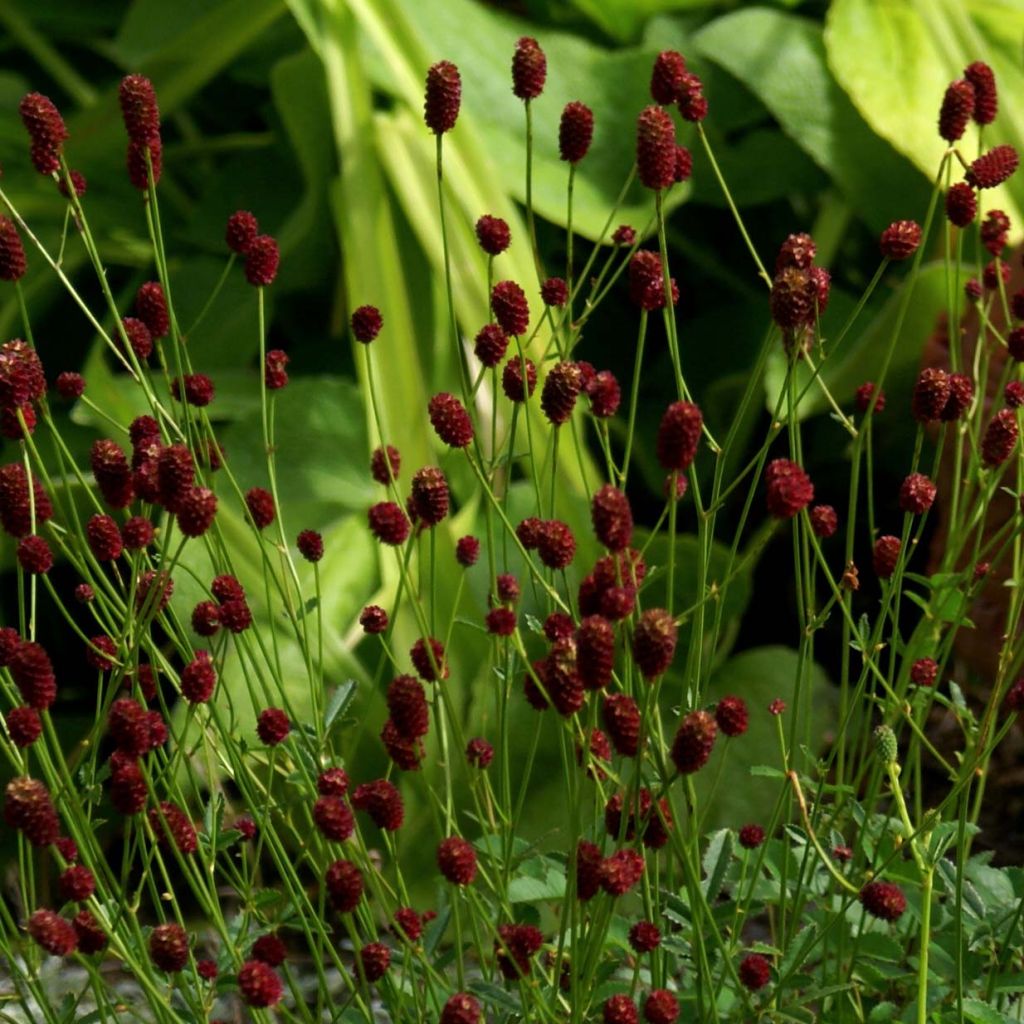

left=825, top=0, right=1024, bottom=235
left=367, top=0, right=691, bottom=240
left=216, top=376, right=374, bottom=527
left=635, top=529, right=754, bottom=663
left=567, top=0, right=708, bottom=43
left=695, top=7, right=930, bottom=232
left=763, top=262, right=949, bottom=419
left=693, top=646, right=836, bottom=829
left=508, top=856, right=566, bottom=903
left=961, top=998, right=1015, bottom=1024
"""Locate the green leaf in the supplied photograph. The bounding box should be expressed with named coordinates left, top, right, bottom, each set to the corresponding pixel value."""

left=217, top=376, right=373, bottom=527
left=634, top=529, right=754, bottom=662
left=372, top=0, right=691, bottom=240
left=695, top=7, right=929, bottom=231
left=701, top=828, right=733, bottom=900
left=961, top=998, right=1016, bottom=1024
left=693, top=647, right=836, bottom=830
left=468, top=980, right=522, bottom=1014
left=508, top=856, right=566, bottom=903
left=825, top=0, right=1024, bottom=235
left=764, top=263, right=949, bottom=420
left=324, top=680, right=358, bottom=734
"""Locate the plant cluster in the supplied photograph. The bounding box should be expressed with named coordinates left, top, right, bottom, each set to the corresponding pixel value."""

left=1, top=29, right=1024, bottom=1024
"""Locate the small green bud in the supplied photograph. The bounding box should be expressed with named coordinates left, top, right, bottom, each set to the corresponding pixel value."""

left=874, top=724, right=898, bottom=764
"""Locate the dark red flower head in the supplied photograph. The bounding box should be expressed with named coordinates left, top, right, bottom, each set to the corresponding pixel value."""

left=810, top=504, right=838, bottom=538
left=90, top=439, right=134, bottom=510
left=677, top=72, right=708, bottom=122
left=313, top=795, right=354, bottom=841
left=672, top=709, right=717, bottom=774
left=19, top=93, right=67, bottom=175
left=256, top=707, right=290, bottom=746
left=939, top=79, right=975, bottom=142
left=604, top=995, right=639, bottom=1024
left=325, top=858, right=364, bottom=912
left=252, top=934, right=287, bottom=967
left=456, top=535, right=480, bottom=566
left=5, top=776, right=59, bottom=845
left=411, top=636, right=448, bottom=680
left=599, top=848, right=645, bottom=896
left=428, top=392, right=474, bottom=448
left=981, top=210, right=1010, bottom=255
left=739, top=823, right=766, bottom=849
left=512, top=37, right=546, bottom=100
left=636, top=106, right=676, bottom=191
left=28, top=910, right=77, bottom=957
left=739, top=953, right=772, bottom=990
left=502, top=355, right=537, bottom=402
left=945, top=183, right=977, bottom=227
left=629, top=921, right=661, bottom=953
left=537, top=519, right=576, bottom=569
left=879, top=220, right=922, bottom=261
left=964, top=61, right=997, bottom=125
left=475, top=215, right=510, bottom=256
left=644, top=989, right=679, bottom=1024
left=351, top=305, right=383, bottom=343
left=368, top=501, right=411, bottom=545
left=225, top=211, right=259, bottom=254
left=715, top=695, right=748, bottom=737
left=770, top=267, right=817, bottom=329
left=651, top=51, right=687, bottom=105
left=466, top=737, right=494, bottom=768
left=657, top=401, right=702, bottom=472
left=353, top=779, right=404, bottom=831
left=238, top=960, right=283, bottom=1008
left=982, top=408, right=1018, bottom=466
left=17, top=535, right=52, bottom=575
left=387, top=675, right=429, bottom=738
left=603, top=693, right=641, bottom=756
left=872, top=535, right=902, bottom=579
left=856, top=381, right=885, bottom=414
left=491, top=279, right=530, bottom=336
left=441, top=993, right=482, bottom=1024
left=360, top=604, right=388, bottom=634
left=541, top=276, right=569, bottom=307
left=119, top=74, right=160, bottom=144
left=966, top=145, right=1019, bottom=189
left=541, top=361, right=583, bottom=425
left=411, top=466, right=450, bottom=526
left=244, top=235, right=280, bottom=287
left=245, top=487, right=276, bottom=530
left=860, top=880, right=907, bottom=921
left=612, top=225, right=636, bottom=247
left=0, top=217, right=27, bottom=282
left=424, top=61, right=461, bottom=134
left=899, top=473, right=937, bottom=515
left=560, top=101, right=594, bottom=163
left=176, top=487, right=217, bottom=538
left=438, top=835, right=477, bottom=885
left=11, top=639, right=57, bottom=711
left=6, top=705, right=42, bottom=747
left=765, top=458, right=814, bottom=518
left=911, top=657, right=939, bottom=687
left=126, top=135, right=161, bottom=190
left=474, top=323, right=508, bottom=368
left=632, top=608, right=677, bottom=679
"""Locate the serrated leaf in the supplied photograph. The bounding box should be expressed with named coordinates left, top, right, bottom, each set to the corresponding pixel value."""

left=701, top=829, right=733, bottom=901
left=468, top=980, right=522, bottom=1013
left=324, top=680, right=358, bottom=733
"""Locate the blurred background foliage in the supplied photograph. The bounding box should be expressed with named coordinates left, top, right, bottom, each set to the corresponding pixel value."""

left=0, top=0, right=1020, bottom=873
